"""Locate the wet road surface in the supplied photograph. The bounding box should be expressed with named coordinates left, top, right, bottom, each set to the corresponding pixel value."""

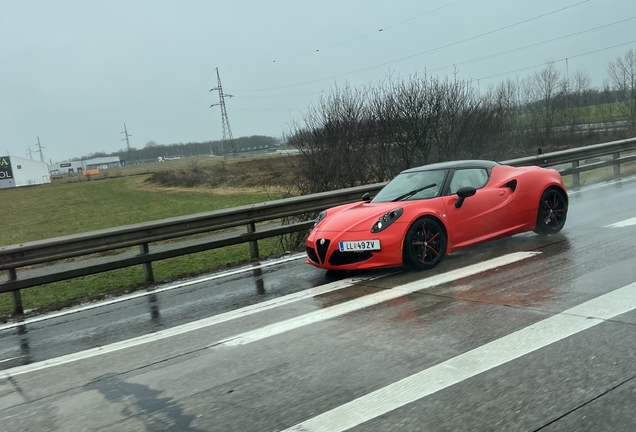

left=1, top=178, right=636, bottom=431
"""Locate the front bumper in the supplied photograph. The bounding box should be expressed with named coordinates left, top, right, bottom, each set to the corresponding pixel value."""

left=305, top=229, right=404, bottom=270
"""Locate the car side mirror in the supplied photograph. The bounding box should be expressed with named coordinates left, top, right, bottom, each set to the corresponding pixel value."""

left=454, top=186, right=476, bottom=208
left=362, top=192, right=371, bottom=202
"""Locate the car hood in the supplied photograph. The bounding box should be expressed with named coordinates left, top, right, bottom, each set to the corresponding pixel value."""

left=316, top=201, right=408, bottom=232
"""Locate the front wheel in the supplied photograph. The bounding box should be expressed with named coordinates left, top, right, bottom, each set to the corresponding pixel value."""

left=403, top=217, right=447, bottom=270
left=534, top=188, right=567, bottom=235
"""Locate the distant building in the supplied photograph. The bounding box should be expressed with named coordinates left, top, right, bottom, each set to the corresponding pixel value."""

left=48, top=160, right=84, bottom=175
left=83, top=156, right=121, bottom=170
left=0, top=156, right=51, bottom=189
left=49, top=156, right=122, bottom=175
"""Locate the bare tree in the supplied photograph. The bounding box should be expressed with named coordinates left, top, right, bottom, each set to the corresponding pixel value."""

left=485, top=77, right=529, bottom=154
left=608, top=48, right=636, bottom=130
left=560, top=70, right=593, bottom=132
left=287, top=75, right=509, bottom=195
left=524, top=62, right=564, bottom=149
left=288, top=83, right=375, bottom=195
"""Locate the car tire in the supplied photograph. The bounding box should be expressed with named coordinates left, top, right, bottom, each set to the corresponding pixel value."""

left=403, top=217, right=447, bottom=270
left=534, top=188, right=567, bottom=235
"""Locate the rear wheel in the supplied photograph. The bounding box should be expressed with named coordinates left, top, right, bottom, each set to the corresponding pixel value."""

left=534, top=188, right=567, bottom=235
left=403, top=217, right=447, bottom=270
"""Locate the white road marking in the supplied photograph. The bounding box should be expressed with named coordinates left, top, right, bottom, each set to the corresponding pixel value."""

left=218, top=252, right=539, bottom=347
left=0, top=356, right=21, bottom=365
left=605, top=217, right=636, bottom=228
left=0, top=253, right=306, bottom=331
left=284, top=282, right=636, bottom=432
left=0, top=272, right=393, bottom=378
left=0, top=252, right=537, bottom=378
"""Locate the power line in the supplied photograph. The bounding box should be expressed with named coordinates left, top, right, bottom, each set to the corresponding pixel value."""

left=157, top=1, right=601, bottom=141
left=477, top=40, right=636, bottom=82
left=426, top=17, right=636, bottom=75
left=269, top=0, right=472, bottom=64
left=234, top=0, right=594, bottom=93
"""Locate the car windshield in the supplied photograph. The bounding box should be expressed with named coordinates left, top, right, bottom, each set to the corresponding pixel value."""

left=372, top=170, right=447, bottom=203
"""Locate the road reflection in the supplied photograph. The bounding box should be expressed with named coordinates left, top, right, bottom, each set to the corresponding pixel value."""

left=252, top=265, right=265, bottom=295
left=85, top=374, right=205, bottom=432
left=17, top=324, right=31, bottom=366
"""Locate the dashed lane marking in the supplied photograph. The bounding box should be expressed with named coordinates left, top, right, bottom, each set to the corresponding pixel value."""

left=0, top=252, right=538, bottom=378
left=605, top=217, right=636, bottom=228
left=217, top=252, right=539, bottom=348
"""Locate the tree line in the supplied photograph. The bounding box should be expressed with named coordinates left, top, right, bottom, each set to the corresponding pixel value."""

left=285, top=49, right=636, bottom=196
left=71, top=135, right=280, bottom=163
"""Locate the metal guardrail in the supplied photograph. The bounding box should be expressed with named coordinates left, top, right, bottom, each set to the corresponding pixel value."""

left=1, top=136, right=636, bottom=315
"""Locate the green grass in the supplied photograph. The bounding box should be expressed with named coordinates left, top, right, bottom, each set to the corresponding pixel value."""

left=1, top=175, right=275, bottom=245
left=0, top=174, right=290, bottom=319
left=515, top=101, right=630, bottom=129
left=581, top=101, right=630, bottom=123
left=561, top=159, right=636, bottom=189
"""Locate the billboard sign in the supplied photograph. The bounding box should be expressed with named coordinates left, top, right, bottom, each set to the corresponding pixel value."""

left=0, top=156, right=12, bottom=180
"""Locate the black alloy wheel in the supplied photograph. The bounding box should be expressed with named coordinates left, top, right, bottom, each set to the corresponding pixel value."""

left=535, top=188, right=568, bottom=235
left=403, top=217, right=447, bottom=270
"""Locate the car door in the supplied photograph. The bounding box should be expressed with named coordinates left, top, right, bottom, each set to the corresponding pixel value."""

left=443, top=168, right=512, bottom=246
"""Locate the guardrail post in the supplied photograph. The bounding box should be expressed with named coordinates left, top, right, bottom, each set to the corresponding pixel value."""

left=139, top=243, right=154, bottom=283
left=247, top=222, right=260, bottom=260
left=9, top=269, right=24, bottom=316
left=613, top=152, right=621, bottom=178
left=572, top=161, right=580, bottom=188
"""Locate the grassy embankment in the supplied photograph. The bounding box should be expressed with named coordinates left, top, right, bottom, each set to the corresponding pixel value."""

left=0, top=155, right=298, bottom=318
left=516, top=101, right=630, bottom=126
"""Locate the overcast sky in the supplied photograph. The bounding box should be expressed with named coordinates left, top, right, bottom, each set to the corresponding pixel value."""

left=1, top=0, right=634, bottom=162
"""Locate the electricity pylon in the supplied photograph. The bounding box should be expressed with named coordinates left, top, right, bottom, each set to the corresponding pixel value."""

left=210, top=67, right=237, bottom=158
left=121, top=123, right=132, bottom=164
left=36, top=136, right=45, bottom=163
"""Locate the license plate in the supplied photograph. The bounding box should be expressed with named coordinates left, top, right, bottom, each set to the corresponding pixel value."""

left=339, top=239, right=381, bottom=252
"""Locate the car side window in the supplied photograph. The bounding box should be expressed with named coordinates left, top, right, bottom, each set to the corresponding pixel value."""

left=449, top=169, right=489, bottom=194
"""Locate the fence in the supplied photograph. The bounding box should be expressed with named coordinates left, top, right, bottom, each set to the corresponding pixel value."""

left=2, top=136, right=636, bottom=315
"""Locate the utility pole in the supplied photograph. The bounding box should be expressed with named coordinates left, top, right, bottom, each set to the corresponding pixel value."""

left=35, top=136, right=45, bottom=163
left=210, top=67, right=237, bottom=158
left=565, top=58, right=570, bottom=111
left=121, top=123, right=132, bottom=164
left=26, top=146, right=34, bottom=160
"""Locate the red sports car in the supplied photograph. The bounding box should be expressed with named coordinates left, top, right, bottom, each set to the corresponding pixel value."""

left=306, top=160, right=567, bottom=271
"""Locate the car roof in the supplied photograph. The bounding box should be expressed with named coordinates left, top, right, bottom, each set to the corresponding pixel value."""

left=401, top=159, right=499, bottom=173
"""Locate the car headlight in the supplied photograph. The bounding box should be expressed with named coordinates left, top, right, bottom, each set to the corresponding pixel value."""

left=371, top=208, right=403, bottom=232
left=314, top=210, right=327, bottom=227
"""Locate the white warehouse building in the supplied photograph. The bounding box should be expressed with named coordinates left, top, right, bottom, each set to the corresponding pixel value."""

left=49, top=156, right=121, bottom=175
left=0, top=155, right=51, bottom=189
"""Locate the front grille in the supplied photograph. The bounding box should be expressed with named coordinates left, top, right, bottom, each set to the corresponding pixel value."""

left=316, top=239, right=331, bottom=264
left=328, top=250, right=373, bottom=266
left=306, top=247, right=319, bottom=264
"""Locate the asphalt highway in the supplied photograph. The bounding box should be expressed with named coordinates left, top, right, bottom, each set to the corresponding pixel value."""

left=1, top=177, right=636, bottom=431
